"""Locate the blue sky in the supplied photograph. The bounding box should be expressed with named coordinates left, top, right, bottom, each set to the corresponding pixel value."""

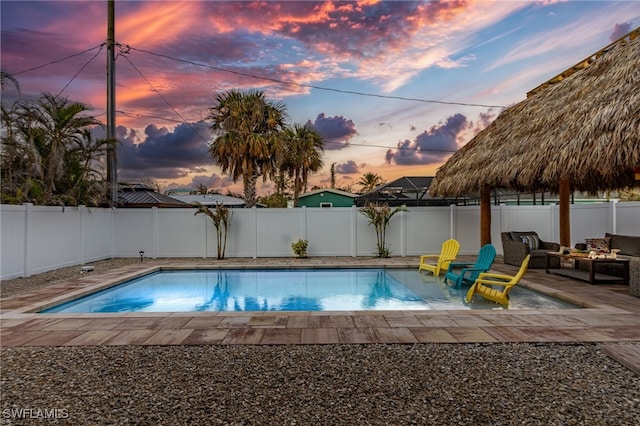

left=2, top=1, right=638, bottom=194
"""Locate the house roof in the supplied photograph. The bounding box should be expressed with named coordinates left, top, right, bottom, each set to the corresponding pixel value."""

left=299, top=188, right=358, bottom=199
left=168, top=194, right=246, bottom=207
left=165, top=188, right=196, bottom=195
left=360, top=176, right=433, bottom=196
left=430, top=27, right=640, bottom=197
left=356, top=176, right=456, bottom=206
left=118, top=189, right=192, bottom=208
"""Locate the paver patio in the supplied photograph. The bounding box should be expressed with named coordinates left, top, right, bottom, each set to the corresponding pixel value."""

left=1, top=256, right=639, bottom=372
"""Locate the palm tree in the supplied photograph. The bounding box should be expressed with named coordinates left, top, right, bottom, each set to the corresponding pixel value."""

left=194, top=202, right=232, bottom=259
left=1, top=71, right=20, bottom=92
left=282, top=123, right=324, bottom=206
left=208, top=90, right=287, bottom=208
left=32, top=93, right=102, bottom=199
left=357, top=172, right=386, bottom=193
left=1, top=93, right=106, bottom=205
left=359, top=202, right=407, bottom=258
left=60, top=128, right=111, bottom=206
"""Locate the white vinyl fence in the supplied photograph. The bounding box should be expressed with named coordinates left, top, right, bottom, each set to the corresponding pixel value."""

left=1, top=202, right=639, bottom=280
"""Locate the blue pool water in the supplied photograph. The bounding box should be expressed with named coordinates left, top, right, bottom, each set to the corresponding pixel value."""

left=42, top=269, right=578, bottom=313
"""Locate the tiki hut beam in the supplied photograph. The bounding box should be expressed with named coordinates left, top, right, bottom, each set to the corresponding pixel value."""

left=480, top=184, right=491, bottom=246
left=559, top=178, right=571, bottom=247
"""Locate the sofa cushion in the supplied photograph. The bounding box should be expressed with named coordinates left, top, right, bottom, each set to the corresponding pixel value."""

left=606, top=233, right=640, bottom=256
left=510, top=231, right=538, bottom=241
left=520, top=234, right=540, bottom=250
left=585, top=237, right=611, bottom=253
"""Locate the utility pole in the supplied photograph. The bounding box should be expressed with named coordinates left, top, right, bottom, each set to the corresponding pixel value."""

left=106, top=0, right=117, bottom=205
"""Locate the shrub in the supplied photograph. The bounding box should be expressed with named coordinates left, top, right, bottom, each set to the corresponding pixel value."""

left=359, top=202, right=407, bottom=258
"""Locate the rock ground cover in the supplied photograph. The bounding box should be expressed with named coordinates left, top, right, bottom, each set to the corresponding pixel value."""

left=1, top=344, right=640, bottom=425
left=2, top=259, right=640, bottom=424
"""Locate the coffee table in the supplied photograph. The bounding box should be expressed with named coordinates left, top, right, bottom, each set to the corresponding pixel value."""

left=545, top=252, right=630, bottom=285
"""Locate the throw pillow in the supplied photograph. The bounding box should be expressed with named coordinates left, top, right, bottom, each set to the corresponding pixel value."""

left=521, top=234, right=539, bottom=250
left=585, top=237, right=611, bottom=253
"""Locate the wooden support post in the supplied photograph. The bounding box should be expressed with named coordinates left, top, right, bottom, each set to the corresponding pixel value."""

left=480, top=184, right=491, bottom=246
left=559, top=178, right=571, bottom=247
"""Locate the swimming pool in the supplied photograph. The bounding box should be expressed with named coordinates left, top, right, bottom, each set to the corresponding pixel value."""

left=42, top=268, right=579, bottom=313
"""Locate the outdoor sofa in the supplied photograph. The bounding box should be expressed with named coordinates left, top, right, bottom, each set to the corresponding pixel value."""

left=579, top=233, right=640, bottom=297
left=501, top=231, right=561, bottom=269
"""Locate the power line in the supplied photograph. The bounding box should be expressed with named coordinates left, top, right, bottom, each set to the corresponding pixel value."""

left=56, top=45, right=105, bottom=97
left=5, top=39, right=481, bottom=156
left=120, top=54, right=210, bottom=145
left=6, top=40, right=504, bottom=111
left=9, top=44, right=106, bottom=77
left=117, top=110, right=209, bottom=128
left=127, top=45, right=506, bottom=109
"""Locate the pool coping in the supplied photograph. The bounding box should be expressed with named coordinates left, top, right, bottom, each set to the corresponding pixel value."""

left=2, top=256, right=640, bottom=349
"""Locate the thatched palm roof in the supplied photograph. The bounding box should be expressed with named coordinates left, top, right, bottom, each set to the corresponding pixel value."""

left=430, top=28, right=640, bottom=197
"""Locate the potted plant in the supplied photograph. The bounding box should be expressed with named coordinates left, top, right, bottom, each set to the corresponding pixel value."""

left=291, top=239, right=309, bottom=258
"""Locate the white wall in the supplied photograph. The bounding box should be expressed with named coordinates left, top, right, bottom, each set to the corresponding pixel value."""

left=2, top=201, right=639, bottom=280
left=571, top=203, right=613, bottom=244
left=615, top=202, right=640, bottom=235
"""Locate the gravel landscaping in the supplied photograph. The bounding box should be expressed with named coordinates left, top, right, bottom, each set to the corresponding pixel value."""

left=1, top=343, right=640, bottom=425
left=1, top=258, right=140, bottom=298
left=2, top=260, right=640, bottom=424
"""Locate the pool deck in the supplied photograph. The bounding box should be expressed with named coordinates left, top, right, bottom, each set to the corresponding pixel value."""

left=1, top=256, right=639, bottom=373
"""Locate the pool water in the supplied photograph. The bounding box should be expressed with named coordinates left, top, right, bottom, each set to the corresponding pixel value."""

left=42, top=269, right=579, bottom=313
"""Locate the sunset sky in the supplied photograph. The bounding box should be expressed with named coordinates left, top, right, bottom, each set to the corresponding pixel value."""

left=2, top=1, right=639, bottom=195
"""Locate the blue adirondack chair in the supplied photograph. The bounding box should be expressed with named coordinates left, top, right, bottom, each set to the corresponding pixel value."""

left=444, top=244, right=497, bottom=289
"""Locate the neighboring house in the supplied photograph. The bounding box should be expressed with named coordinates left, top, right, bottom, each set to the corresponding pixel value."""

left=356, top=176, right=599, bottom=207
left=356, top=176, right=457, bottom=207
left=165, top=188, right=196, bottom=196
left=168, top=194, right=246, bottom=208
left=297, top=188, right=358, bottom=208
left=118, top=183, right=192, bottom=208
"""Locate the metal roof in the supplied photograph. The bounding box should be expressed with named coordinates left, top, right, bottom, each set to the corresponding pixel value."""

left=357, top=176, right=451, bottom=206
left=168, top=194, right=246, bottom=207
left=118, top=190, right=192, bottom=208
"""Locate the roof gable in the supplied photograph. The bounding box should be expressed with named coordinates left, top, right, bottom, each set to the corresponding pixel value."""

left=299, top=188, right=358, bottom=199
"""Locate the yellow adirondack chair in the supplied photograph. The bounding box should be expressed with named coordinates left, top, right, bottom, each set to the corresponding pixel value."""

left=465, top=255, right=531, bottom=305
left=418, top=239, right=461, bottom=276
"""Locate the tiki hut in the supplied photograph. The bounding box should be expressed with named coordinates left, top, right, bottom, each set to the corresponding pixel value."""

left=429, top=28, right=640, bottom=246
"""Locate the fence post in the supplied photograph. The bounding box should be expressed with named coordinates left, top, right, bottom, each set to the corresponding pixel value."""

left=449, top=204, right=456, bottom=240
left=110, top=207, right=115, bottom=259
left=202, top=212, right=208, bottom=259
left=610, top=200, right=617, bottom=234
left=253, top=206, right=258, bottom=259
left=152, top=206, right=158, bottom=259
left=499, top=204, right=506, bottom=236
left=79, top=205, right=86, bottom=265
left=550, top=204, right=559, bottom=244
left=23, top=203, right=33, bottom=278
left=351, top=205, right=357, bottom=257
left=400, top=208, right=407, bottom=257
left=302, top=206, right=308, bottom=241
